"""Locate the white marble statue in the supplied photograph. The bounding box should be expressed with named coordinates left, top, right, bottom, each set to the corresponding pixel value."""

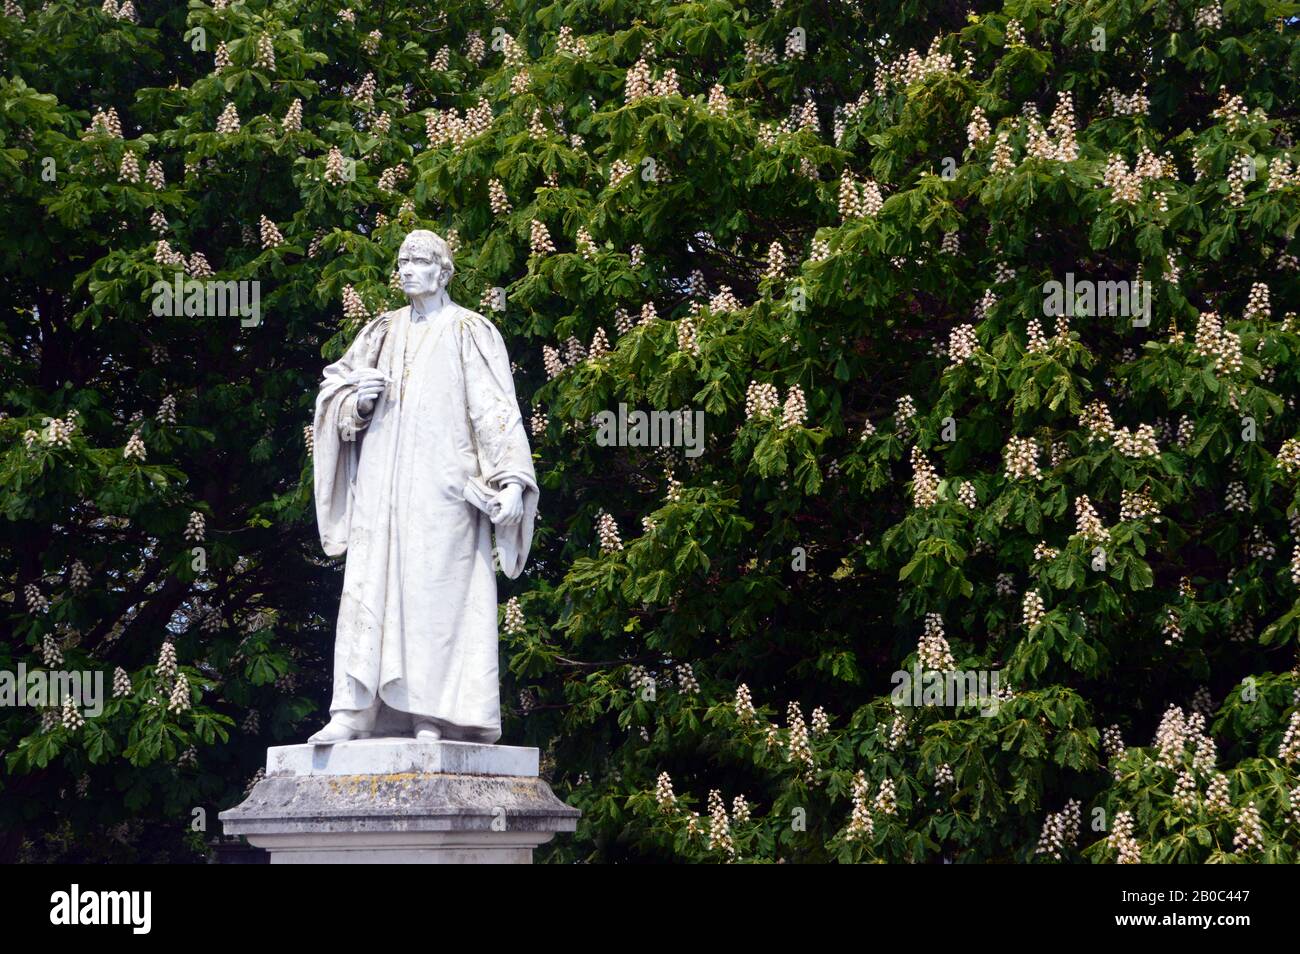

left=307, top=229, right=538, bottom=745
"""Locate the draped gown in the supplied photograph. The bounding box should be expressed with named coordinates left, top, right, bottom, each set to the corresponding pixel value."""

left=312, top=303, right=537, bottom=742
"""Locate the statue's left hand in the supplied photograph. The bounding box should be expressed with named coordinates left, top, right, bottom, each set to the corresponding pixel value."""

left=490, top=483, right=524, bottom=526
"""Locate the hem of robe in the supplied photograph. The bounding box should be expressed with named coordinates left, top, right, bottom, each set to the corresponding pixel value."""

left=330, top=677, right=502, bottom=744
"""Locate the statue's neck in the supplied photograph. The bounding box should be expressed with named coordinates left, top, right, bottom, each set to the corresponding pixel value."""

left=408, top=288, right=451, bottom=322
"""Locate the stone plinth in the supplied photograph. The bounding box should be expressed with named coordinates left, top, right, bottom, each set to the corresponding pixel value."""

left=219, top=739, right=579, bottom=864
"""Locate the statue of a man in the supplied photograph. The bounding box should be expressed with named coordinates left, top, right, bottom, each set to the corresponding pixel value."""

left=307, top=229, right=538, bottom=745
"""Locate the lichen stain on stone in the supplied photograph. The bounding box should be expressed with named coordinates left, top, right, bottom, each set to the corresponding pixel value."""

left=326, top=771, right=456, bottom=803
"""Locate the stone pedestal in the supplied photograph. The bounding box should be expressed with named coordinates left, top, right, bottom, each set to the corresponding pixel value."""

left=219, top=739, right=580, bottom=864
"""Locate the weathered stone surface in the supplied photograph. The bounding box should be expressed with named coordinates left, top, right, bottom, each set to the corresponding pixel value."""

left=267, top=738, right=539, bottom=778
left=219, top=740, right=579, bottom=863
left=223, top=772, right=579, bottom=834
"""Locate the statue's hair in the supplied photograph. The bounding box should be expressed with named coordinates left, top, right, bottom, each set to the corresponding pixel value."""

left=398, top=229, right=455, bottom=282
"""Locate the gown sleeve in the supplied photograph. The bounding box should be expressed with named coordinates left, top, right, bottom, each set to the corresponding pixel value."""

left=313, top=316, right=390, bottom=557
left=458, top=311, right=539, bottom=579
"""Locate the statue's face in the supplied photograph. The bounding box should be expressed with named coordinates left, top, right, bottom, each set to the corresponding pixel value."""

left=397, top=246, right=447, bottom=298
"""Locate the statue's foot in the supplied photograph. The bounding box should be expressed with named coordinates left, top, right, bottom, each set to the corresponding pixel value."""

left=414, top=720, right=442, bottom=742
left=308, top=718, right=363, bottom=745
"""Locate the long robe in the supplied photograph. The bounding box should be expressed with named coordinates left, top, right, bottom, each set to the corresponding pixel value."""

left=312, top=302, right=537, bottom=743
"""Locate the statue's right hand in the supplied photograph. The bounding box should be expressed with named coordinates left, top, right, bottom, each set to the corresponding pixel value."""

left=347, top=368, right=389, bottom=417
left=355, top=379, right=385, bottom=416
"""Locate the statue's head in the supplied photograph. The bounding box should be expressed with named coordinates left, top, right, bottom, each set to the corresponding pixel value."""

left=397, top=229, right=455, bottom=299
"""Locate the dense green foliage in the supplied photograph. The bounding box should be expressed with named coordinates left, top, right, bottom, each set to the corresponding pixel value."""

left=3, top=0, right=1300, bottom=862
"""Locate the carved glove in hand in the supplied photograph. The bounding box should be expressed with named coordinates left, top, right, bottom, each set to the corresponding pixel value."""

left=489, top=482, right=524, bottom=526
